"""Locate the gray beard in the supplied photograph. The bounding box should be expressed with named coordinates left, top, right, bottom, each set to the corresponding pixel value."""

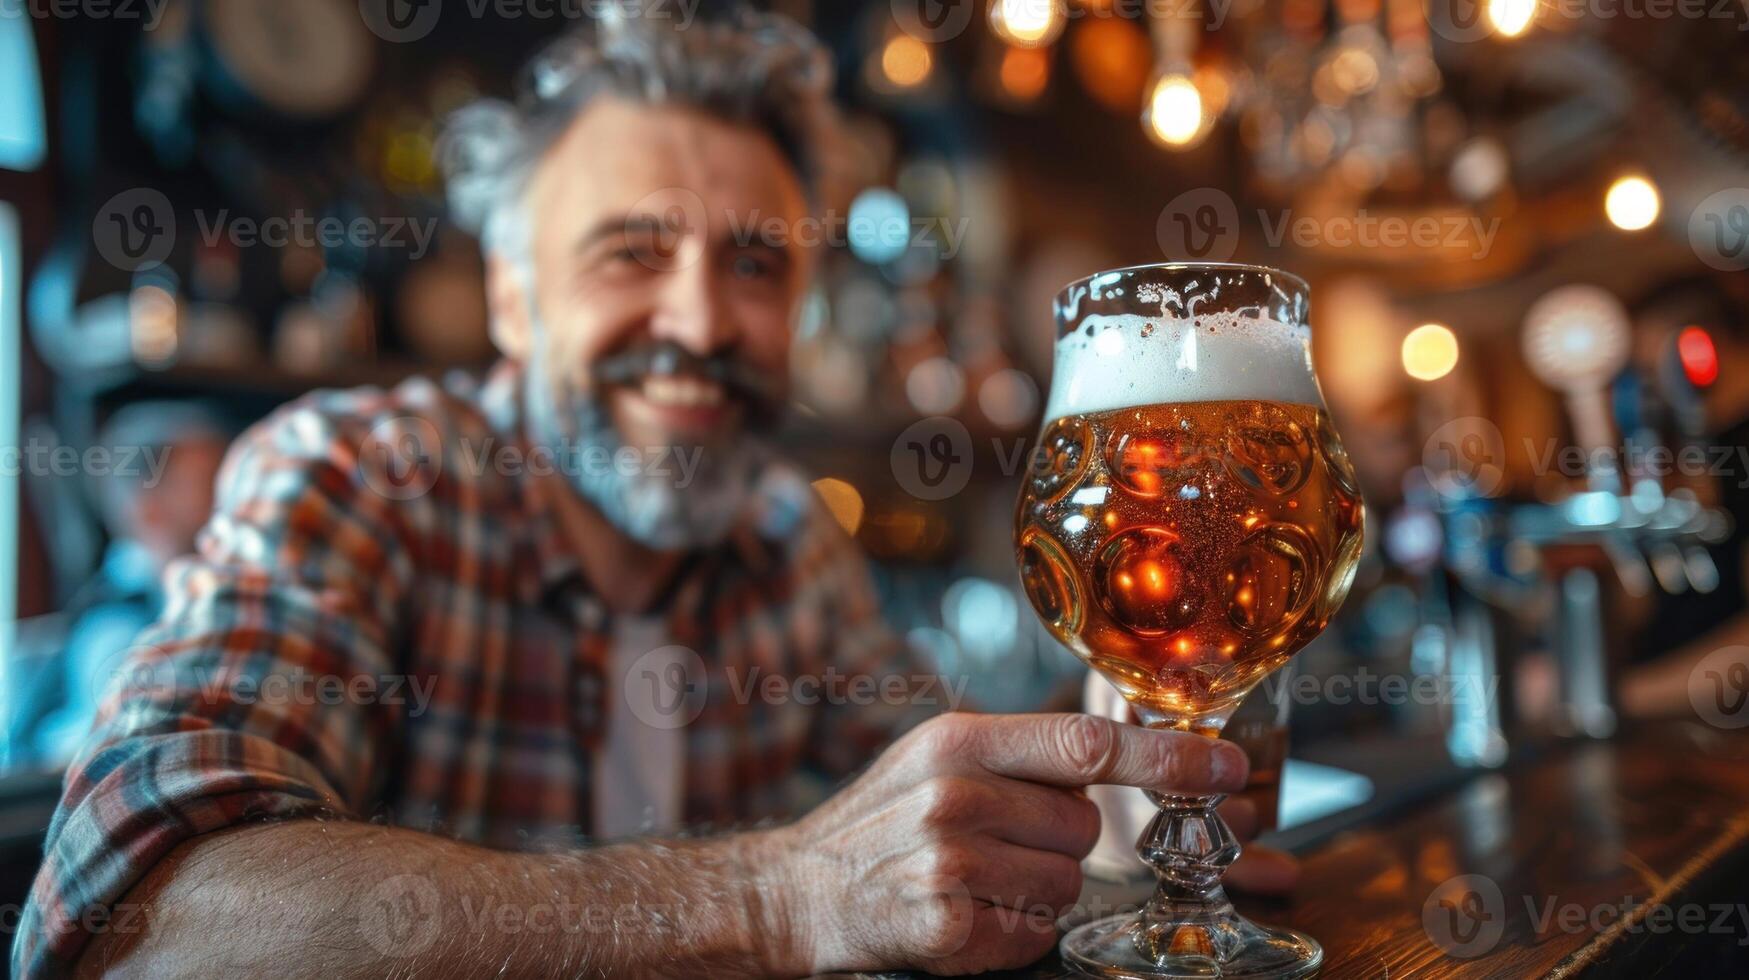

left=524, top=363, right=772, bottom=551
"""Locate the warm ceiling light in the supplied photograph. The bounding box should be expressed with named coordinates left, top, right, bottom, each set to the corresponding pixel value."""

left=880, top=34, right=933, bottom=89
left=1144, top=73, right=1204, bottom=148
left=1604, top=174, right=1661, bottom=231
left=999, top=44, right=1051, bottom=102
left=989, top=0, right=1064, bottom=49
left=1487, top=0, right=1537, bottom=37
left=1402, top=323, right=1460, bottom=381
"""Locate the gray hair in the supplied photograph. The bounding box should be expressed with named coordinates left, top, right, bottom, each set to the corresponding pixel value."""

left=437, top=3, right=840, bottom=263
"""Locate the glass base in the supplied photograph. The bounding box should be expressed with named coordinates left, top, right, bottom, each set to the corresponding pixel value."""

left=1061, top=911, right=1323, bottom=979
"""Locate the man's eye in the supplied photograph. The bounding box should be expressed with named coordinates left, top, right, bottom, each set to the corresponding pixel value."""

left=730, top=254, right=774, bottom=280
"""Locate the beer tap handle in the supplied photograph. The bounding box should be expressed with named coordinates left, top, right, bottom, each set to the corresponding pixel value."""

left=1682, top=544, right=1720, bottom=594
left=1645, top=539, right=1690, bottom=594
left=1600, top=536, right=1653, bottom=598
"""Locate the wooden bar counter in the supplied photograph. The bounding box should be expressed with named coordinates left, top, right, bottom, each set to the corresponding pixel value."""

left=836, top=720, right=1749, bottom=979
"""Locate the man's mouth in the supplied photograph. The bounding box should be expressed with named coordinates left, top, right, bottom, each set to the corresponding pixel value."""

left=640, top=373, right=727, bottom=411
left=620, top=371, right=741, bottom=435
left=592, top=341, right=780, bottom=436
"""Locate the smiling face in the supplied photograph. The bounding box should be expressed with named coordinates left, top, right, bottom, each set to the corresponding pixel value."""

left=490, top=98, right=813, bottom=454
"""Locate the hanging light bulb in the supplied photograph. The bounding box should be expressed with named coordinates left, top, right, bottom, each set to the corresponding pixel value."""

left=1144, top=72, right=1205, bottom=148
left=1486, top=0, right=1537, bottom=38
left=989, top=0, right=1065, bottom=49
left=1604, top=174, right=1661, bottom=231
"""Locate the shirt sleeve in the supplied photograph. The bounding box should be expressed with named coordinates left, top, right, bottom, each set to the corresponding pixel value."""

left=795, top=502, right=947, bottom=782
left=11, top=399, right=424, bottom=979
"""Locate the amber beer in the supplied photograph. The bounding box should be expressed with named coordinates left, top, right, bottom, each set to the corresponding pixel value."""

left=1017, top=398, right=1364, bottom=723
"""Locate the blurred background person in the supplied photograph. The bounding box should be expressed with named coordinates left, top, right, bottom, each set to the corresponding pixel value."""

left=5, top=401, right=230, bottom=767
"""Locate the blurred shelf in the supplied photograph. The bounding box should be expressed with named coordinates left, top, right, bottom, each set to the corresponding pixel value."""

left=63, top=359, right=435, bottom=410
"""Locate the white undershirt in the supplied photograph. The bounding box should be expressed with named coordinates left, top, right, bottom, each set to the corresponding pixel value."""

left=592, top=616, right=685, bottom=839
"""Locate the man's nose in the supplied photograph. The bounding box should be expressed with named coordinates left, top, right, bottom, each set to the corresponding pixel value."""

left=649, top=260, right=737, bottom=356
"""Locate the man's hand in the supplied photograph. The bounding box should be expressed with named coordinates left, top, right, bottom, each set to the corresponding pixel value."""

left=1083, top=673, right=1301, bottom=896
left=755, top=711, right=1249, bottom=976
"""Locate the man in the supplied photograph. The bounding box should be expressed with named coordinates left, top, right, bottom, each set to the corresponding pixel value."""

left=16, top=9, right=1258, bottom=978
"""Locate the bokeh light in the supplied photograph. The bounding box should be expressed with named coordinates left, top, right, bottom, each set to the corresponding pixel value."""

left=1604, top=174, right=1660, bottom=231
left=989, top=0, right=1065, bottom=49
left=1487, top=0, right=1537, bottom=38
left=1401, top=323, right=1459, bottom=381
left=811, top=478, right=865, bottom=536
left=1144, top=74, right=1204, bottom=148
left=880, top=34, right=933, bottom=89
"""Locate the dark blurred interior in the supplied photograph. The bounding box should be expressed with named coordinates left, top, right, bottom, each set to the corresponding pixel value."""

left=3, top=0, right=1748, bottom=946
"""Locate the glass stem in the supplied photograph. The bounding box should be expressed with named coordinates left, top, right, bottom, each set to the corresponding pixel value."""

left=1133, top=791, right=1243, bottom=964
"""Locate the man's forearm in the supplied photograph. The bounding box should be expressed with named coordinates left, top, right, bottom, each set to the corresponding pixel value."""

left=74, top=818, right=799, bottom=979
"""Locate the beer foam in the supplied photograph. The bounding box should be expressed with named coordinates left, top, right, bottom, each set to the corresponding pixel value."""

left=1043, top=312, right=1320, bottom=420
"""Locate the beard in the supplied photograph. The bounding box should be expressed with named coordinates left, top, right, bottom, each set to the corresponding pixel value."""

left=523, top=338, right=788, bottom=551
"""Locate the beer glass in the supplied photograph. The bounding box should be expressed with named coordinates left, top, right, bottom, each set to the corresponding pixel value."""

left=1015, top=263, right=1363, bottom=978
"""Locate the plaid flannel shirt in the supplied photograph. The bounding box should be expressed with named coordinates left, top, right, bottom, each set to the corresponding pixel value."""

left=13, top=362, right=930, bottom=978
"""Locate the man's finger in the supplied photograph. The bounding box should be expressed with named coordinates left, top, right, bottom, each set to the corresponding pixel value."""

left=957, top=713, right=1248, bottom=796
left=946, top=776, right=1102, bottom=858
